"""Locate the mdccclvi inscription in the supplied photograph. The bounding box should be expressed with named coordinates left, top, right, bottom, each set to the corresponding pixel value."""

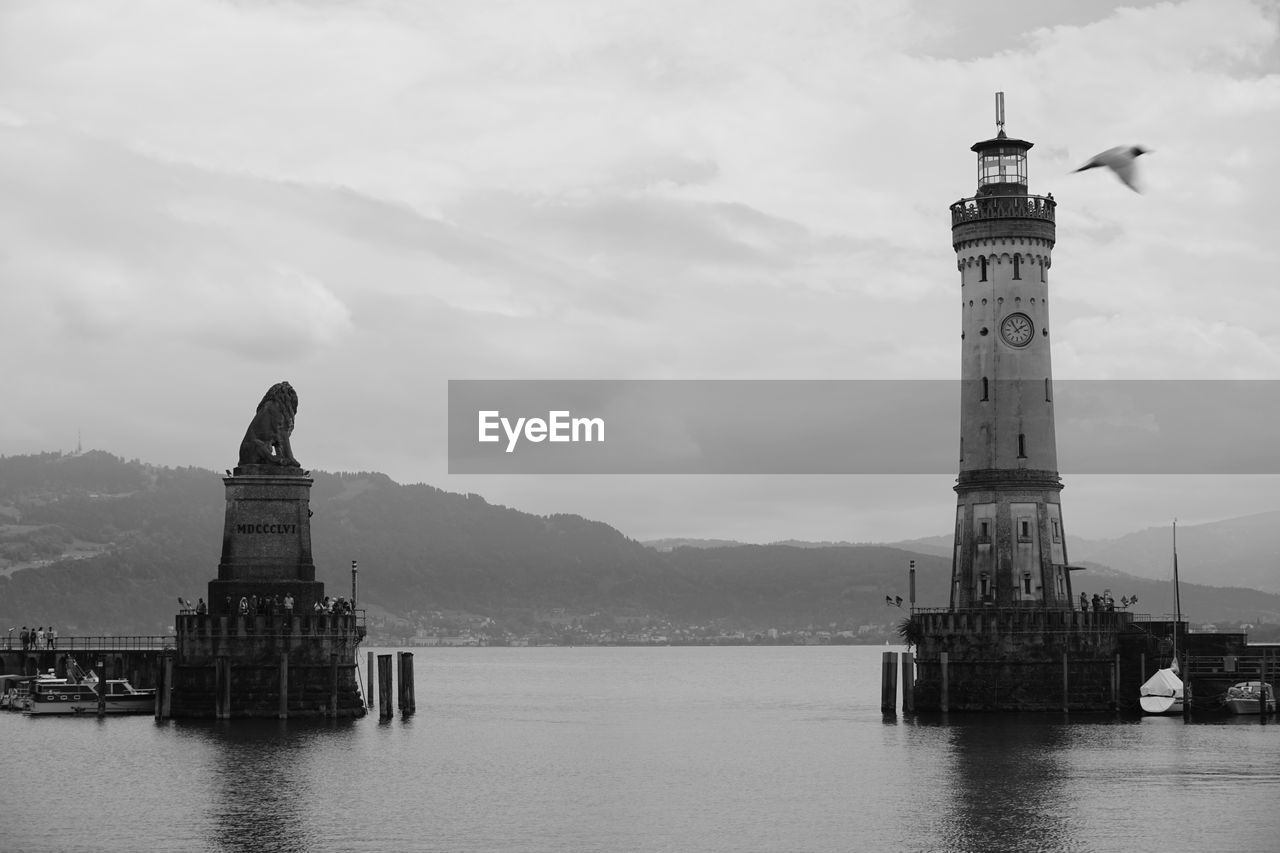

left=235, top=522, right=299, bottom=535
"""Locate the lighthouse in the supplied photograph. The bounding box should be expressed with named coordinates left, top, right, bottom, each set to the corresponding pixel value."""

left=948, top=93, right=1073, bottom=611
left=904, top=95, right=1188, bottom=713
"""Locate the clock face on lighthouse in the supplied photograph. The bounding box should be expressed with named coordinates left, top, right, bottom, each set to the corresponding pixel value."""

left=1000, top=313, right=1034, bottom=347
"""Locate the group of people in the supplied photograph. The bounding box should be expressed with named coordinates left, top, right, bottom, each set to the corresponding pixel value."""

left=1080, top=590, right=1136, bottom=612
left=196, top=592, right=356, bottom=617
left=315, top=596, right=354, bottom=615
left=16, top=625, right=56, bottom=650
left=229, top=593, right=296, bottom=617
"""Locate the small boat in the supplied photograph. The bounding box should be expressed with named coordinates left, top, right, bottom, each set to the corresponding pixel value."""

left=1139, top=521, right=1187, bottom=717
left=1223, top=681, right=1276, bottom=715
left=1139, top=666, right=1184, bottom=715
left=25, top=674, right=155, bottom=716
left=0, top=674, right=32, bottom=710
left=22, top=660, right=155, bottom=716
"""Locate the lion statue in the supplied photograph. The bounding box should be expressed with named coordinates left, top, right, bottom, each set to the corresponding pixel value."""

left=238, top=381, right=301, bottom=468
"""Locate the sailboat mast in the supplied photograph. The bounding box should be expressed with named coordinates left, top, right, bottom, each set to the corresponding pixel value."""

left=1173, top=519, right=1181, bottom=625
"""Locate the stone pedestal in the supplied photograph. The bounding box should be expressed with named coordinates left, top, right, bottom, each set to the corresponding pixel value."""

left=207, top=465, right=324, bottom=615
left=172, top=462, right=365, bottom=718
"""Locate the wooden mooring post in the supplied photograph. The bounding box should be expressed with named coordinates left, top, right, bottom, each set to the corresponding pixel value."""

left=1182, top=651, right=1192, bottom=722
left=406, top=652, right=416, bottom=715
left=329, top=654, right=339, bottom=718
left=96, top=658, right=106, bottom=717
left=1262, top=657, right=1269, bottom=722
left=160, top=654, right=173, bottom=720
left=900, top=652, right=914, bottom=713
left=940, top=652, right=949, bottom=712
left=1111, top=654, right=1119, bottom=713
left=366, top=650, right=375, bottom=710
left=154, top=657, right=166, bottom=720
left=1061, top=652, right=1069, bottom=713
left=215, top=657, right=231, bottom=720
left=881, top=651, right=898, bottom=714
left=278, top=652, right=289, bottom=720
left=398, top=651, right=416, bottom=716
left=378, top=654, right=393, bottom=720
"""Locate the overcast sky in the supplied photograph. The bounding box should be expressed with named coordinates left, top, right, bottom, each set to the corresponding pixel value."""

left=2, top=0, right=1278, bottom=545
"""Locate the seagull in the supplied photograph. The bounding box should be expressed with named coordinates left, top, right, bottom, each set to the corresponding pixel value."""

left=1073, top=145, right=1149, bottom=192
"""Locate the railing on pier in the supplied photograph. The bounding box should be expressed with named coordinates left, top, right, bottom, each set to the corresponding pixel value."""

left=1185, top=652, right=1280, bottom=680
left=5, top=636, right=171, bottom=653
left=910, top=607, right=1140, bottom=642
left=173, top=610, right=368, bottom=641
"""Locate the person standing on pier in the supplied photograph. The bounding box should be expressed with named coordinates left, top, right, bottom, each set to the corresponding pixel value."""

left=36, top=626, right=45, bottom=649
left=47, top=627, right=56, bottom=650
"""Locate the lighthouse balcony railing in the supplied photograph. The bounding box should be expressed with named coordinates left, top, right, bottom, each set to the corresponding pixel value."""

left=950, top=193, right=1055, bottom=226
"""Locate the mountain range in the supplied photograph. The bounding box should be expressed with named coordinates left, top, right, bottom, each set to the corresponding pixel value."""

left=1, top=450, right=1278, bottom=639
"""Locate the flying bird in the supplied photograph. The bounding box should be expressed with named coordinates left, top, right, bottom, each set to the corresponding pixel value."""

left=1073, top=145, right=1149, bottom=192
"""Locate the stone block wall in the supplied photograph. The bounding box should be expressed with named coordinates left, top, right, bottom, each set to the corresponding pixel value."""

left=171, top=613, right=365, bottom=718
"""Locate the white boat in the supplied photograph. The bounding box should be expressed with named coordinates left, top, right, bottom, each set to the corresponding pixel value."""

left=25, top=675, right=155, bottom=716
left=1223, top=681, right=1276, bottom=715
left=22, top=662, right=155, bottom=716
left=1138, top=666, right=1183, bottom=715
left=1140, top=521, right=1187, bottom=716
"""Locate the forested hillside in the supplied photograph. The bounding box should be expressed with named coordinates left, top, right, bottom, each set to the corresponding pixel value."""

left=2, top=451, right=1278, bottom=639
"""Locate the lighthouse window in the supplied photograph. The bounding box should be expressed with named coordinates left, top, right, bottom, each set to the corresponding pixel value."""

left=1045, top=378, right=1052, bottom=401
left=979, top=573, right=990, bottom=599
left=978, top=520, right=990, bottom=542
left=1051, top=518, right=1061, bottom=542
left=981, top=377, right=989, bottom=401
left=1023, top=573, right=1033, bottom=595
left=1017, top=433, right=1027, bottom=458
left=1018, top=518, right=1032, bottom=541
left=979, top=256, right=988, bottom=281
left=1013, top=255, right=1021, bottom=280
left=1041, top=263, right=1046, bottom=283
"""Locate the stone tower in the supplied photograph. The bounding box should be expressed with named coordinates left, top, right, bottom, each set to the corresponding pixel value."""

left=948, top=94, right=1073, bottom=611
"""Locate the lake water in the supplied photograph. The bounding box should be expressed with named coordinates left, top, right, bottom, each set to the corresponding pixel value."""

left=3, top=646, right=1278, bottom=852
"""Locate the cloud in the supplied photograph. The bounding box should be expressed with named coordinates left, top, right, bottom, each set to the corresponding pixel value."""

left=0, top=0, right=1278, bottom=541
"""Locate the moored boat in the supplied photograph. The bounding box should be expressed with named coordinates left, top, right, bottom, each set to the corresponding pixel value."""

left=25, top=675, right=155, bottom=715
left=1140, top=521, right=1187, bottom=717
left=1138, top=666, right=1183, bottom=715
left=0, top=673, right=33, bottom=710
left=21, top=660, right=155, bottom=716
left=1223, top=681, right=1275, bottom=715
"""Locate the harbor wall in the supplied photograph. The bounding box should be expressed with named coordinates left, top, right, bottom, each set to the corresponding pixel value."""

left=911, top=609, right=1272, bottom=713
left=170, top=613, right=366, bottom=718
left=913, top=609, right=1143, bottom=711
